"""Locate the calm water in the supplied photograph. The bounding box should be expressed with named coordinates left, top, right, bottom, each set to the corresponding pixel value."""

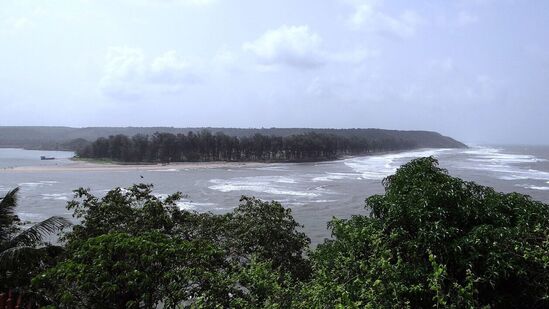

left=1, top=146, right=549, bottom=243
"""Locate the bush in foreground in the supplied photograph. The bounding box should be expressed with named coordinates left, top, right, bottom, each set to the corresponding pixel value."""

left=0, top=187, right=71, bottom=294
left=32, top=184, right=309, bottom=308
left=300, top=157, right=549, bottom=308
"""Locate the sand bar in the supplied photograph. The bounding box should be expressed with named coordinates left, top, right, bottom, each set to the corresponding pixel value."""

left=0, top=160, right=269, bottom=173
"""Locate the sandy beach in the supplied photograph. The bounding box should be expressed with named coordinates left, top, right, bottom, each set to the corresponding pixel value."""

left=0, top=160, right=268, bottom=173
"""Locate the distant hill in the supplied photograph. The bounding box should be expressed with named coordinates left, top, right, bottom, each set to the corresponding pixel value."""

left=0, top=126, right=467, bottom=151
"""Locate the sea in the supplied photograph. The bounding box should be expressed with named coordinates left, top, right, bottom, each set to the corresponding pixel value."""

left=1, top=145, right=549, bottom=244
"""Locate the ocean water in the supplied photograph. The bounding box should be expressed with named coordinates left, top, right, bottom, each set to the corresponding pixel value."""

left=1, top=146, right=549, bottom=244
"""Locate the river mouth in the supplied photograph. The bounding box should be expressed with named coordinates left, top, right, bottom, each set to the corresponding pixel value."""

left=2, top=145, right=549, bottom=244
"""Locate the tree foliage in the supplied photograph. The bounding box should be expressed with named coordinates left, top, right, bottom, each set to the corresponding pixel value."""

left=34, top=184, right=310, bottom=308
left=0, top=188, right=21, bottom=243
left=300, top=157, right=549, bottom=308
left=0, top=188, right=71, bottom=292
left=224, top=196, right=311, bottom=280
left=33, top=232, right=226, bottom=308
left=77, top=130, right=416, bottom=163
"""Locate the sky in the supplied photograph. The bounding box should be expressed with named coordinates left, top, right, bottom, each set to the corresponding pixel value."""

left=1, top=0, right=548, bottom=144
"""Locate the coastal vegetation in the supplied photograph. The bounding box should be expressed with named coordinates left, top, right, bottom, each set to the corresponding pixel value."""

left=76, top=127, right=468, bottom=164
left=1, top=157, right=548, bottom=308
left=0, top=188, right=71, bottom=293
left=0, top=126, right=465, bottom=151
left=76, top=131, right=421, bottom=163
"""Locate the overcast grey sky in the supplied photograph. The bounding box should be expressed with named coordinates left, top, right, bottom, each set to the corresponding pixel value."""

left=1, top=0, right=548, bottom=144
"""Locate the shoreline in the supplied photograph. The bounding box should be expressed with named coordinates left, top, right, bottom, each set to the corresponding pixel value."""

left=0, top=160, right=269, bottom=173
left=0, top=147, right=460, bottom=173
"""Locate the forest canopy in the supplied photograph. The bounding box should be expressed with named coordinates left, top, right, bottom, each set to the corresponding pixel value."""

left=0, top=126, right=466, bottom=151
left=77, top=130, right=422, bottom=163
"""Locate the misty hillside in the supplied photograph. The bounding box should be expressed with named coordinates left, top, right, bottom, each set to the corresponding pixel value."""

left=0, top=126, right=466, bottom=151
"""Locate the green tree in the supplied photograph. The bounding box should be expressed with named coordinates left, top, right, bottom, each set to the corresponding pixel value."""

left=36, top=184, right=310, bottom=307
left=0, top=188, right=71, bottom=291
left=224, top=196, right=311, bottom=280
left=64, top=183, right=183, bottom=243
left=33, top=232, right=227, bottom=308
left=205, top=256, right=297, bottom=309
left=77, top=130, right=422, bottom=164
left=300, top=157, right=549, bottom=308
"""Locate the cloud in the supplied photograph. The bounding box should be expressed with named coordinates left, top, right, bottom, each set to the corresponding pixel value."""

left=211, top=48, right=242, bottom=74
left=428, top=58, right=455, bottom=73
left=303, top=56, right=505, bottom=109
left=434, top=11, right=480, bottom=29
left=243, top=25, right=324, bottom=69
left=103, top=47, right=146, bottom=82
left=149, top=50, right=198, bottom=84
left=123, top=0, right=215, bottom=6
left=243, top=25, right=377, bottom=69
left=400, top=59, right=505, bottom=106
left=524, top=45, right=549, bottom=65
left=99, top=47, right=146, bottom=99
left=305, top=76, right=370, bottom=103
left=465, top=75, right=502, bottom=102
left=99, top=47, right=199, bottom=100
left=4, top=17, right=33, bottom=31
left=328, top=48, right=380, bottom=63
left=157, top=0, right=214, bottom=4
left=304, top=70, right=390, bottom=104
left=306, top=77, right=342, bottom=98
left=459, top=0, right=496, bottom=6
left=456, top=11, right=479, bottom=27
left=345, top=0, right=423, bottom=38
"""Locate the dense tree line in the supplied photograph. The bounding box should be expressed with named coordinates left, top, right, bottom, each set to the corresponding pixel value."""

left=0, top=126, right=466, bottom=151
left=2, top=157, right=548, bottom=307
left=77, top=130, right=417, bottom=163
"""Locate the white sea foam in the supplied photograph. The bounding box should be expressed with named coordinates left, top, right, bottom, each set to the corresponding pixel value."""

left=152, top=193, right=217, bottom=210
left=17, top=212, right=46, bottom=221
left=274, top=176, right=298, bottom=184
left=41, top=193, right=69, bottom=201
left=18, top=182, right=45, bottom=187
left=210, top=182, right=319, bottom=197
left=468, top=157, right=541, bottom=164
left=465, top=147, right=545, bottom=164
left=147, top=168, right=178, bottom=172
left=311, top=185, right=330, bottom=192
left=524, top=185, right=549, bottom=191
left=344, top=149, right=450, bottom=180
left=285, top=202, right=306, bottom=206
left=459, top=146, right=549, bottom=182
left=216, top=175, right=298, bottom=185
left=18, top=180, right=59, bottom=187
left=154, top=193, right=170, bottom=199
left=176, top=201, right=216, bottom=211
left=312, top=172, right=361, bottom=182
left=209, top=177, right=320, bottom=197
left=251, top=165, right=290, bottom=171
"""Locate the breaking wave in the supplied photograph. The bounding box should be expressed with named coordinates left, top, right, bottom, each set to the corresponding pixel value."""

left=209, top=176, right=320, bottom=197
left=344, top=149, right=451, bottom=180
left=459, top=146, right=549, bottom=182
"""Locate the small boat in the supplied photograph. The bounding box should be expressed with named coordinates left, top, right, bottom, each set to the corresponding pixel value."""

left=40, top=156, right=55, bottom=160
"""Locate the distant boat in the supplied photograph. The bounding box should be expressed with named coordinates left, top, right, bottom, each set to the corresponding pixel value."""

left=40, top=156, right=55, bottom=160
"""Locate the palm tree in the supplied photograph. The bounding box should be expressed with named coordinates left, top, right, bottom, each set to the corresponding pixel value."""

left=0, top=187, right=72, bottom=290
left=0, top=188, right=21, bottom=243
